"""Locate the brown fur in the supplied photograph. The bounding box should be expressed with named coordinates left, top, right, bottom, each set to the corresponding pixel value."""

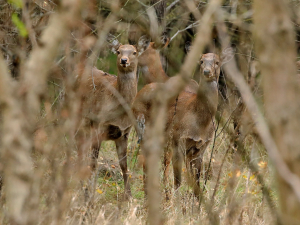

left=79, top=44, right=139, bottom=199
left=133, top=53, right=221, bottom=199
left=138, top=40, right=199, bottom=93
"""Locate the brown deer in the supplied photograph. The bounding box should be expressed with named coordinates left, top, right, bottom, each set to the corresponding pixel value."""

left=137, top=35, right=199, bottom=93
left=78, top=41, right=142, bottom=199
left=133, top=50, right=233, bottom=199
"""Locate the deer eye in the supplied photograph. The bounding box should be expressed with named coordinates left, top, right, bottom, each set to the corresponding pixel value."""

left=216, top=61, right=219, bottom=66
left=133, top=52, right=137, bottom=55
left=200, top=60, right=203, bottom=65
left=117, top=50, right=120, bottom=55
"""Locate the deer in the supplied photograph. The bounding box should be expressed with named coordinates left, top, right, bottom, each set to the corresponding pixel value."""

left=132, top=50, right=233, bottom=199
left=137, top=35, right=199, bottom=93
left=77, top=39, right=144, bottom=199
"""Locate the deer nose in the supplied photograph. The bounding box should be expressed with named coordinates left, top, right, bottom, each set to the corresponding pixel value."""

left=121, top=58, right=127, bottom=64
left=204, top=69, right=210, bottom=75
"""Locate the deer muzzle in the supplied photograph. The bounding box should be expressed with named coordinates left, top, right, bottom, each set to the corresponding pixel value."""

left=120, top=58, right=129, bottom=67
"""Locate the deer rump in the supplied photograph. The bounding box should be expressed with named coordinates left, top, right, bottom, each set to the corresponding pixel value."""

left=132, top=81, right=216, bottom=163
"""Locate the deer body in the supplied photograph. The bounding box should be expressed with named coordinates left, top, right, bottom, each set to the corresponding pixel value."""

left=81, top=68, right=137, bottom=133
left=133, top=53, right=221, bottom=198
left=79, top=44, right=139, bottom=198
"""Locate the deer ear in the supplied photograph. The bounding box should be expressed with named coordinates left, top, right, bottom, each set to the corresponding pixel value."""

left=161, top=33, right=169, bottom=45
left=221, top=47, right=236, bottom=66
left=153, top=33, right=170, bottom=49
left=136, top=35, right=150, bottom=55
left=107, top=34, right=122, bottom=54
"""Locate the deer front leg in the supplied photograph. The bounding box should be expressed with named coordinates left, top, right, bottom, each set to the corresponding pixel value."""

left=143, top=151, right=148, bottom=198
left=115, top=135, right=131, bottom=200
left=186, top=147, right=203, bottom=200
left=163, top=147, right=173, bottom=200
left=172, top=147, right=183, bottom=192
left=91, top=142, right=101, bottom=171
left=90, top=127, right=102, bottom=171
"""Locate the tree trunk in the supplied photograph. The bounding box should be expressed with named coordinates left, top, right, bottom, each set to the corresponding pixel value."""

left=151, top=0, right=166, bottom=25
left=253, top=0, right=300, bottom=223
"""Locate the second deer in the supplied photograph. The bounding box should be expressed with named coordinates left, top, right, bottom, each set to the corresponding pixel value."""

left=133, top=50, right=233, bottom=199
left=137, top=35, right=199, bottom=93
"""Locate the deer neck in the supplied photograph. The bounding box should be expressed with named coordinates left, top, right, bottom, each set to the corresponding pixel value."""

left=197, top=79, right=219, bottom=114
left=139, top=49, right=169, bottom=84
left=117, top=69, right=138, bottom=105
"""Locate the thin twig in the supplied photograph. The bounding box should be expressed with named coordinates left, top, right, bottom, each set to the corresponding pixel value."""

left=166, top=0, right=180, bottom=12
left=170, top=21, right=200, bottom=42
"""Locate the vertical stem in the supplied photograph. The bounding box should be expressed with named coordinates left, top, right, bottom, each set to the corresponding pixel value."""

left=253, top=0, right=300, bottom=223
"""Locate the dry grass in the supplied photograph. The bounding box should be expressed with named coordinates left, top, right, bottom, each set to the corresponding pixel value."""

left=8, top=125, right=275, bottom=225
left=1, top=1, right=293, bottom=224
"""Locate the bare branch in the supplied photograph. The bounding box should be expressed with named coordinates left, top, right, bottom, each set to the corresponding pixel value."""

left=166, top=0, right=180, bottom=13
left=23, top=0, right=83, bottom=124
left=170, top=21, right=200, bottom=42
left=0, top=49, right=34, bottom=225
left=0, top=1, right=84, bottom=224
left=143, top=0, right=221, bottom=224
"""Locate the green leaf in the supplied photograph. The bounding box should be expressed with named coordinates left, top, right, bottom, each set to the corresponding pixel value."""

left=12, top=13, right=28, bottom=37
left=8, top=0, right=23, bottom=9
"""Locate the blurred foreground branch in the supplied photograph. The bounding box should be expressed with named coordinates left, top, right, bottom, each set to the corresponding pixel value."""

left=217, top=10, right=300, bottom=223
left=253, top=0, right=300, bottom=222
left=143, top=0, right=221, bottom=224
left=0, top=0, right=83, bottom=224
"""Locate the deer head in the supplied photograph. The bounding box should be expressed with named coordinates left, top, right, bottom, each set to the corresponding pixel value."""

left=199, top=53, right=221, bottom=82
left=106, top=34, right=139, bottom=73
left=199, top=47, right=235, bottom=83
left=116, top=45, right=138, bottom=73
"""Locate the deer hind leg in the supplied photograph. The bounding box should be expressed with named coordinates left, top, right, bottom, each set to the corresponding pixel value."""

left=90, top=128, right=102, bottom=171
left=186, top=147, right=203, bottom=200
left=143, top=151, right=148, bottom=198
left=115, top=135, right=131, bottom=200
left=136, top=114, right=145, bottom=144
left=163, top=147, right=173, bottom=200
left=172, top=146, right=183, bottom=192
left=91, top=143, right=101, bottom=171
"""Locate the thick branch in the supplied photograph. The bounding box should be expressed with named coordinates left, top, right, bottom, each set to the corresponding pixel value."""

left=0, top=1, right=83, bottom=224
left=216, top=17, right=300, bottom=212
left=23, top=0, right=83, bottom=123
left=0, top=50, right=33, bottom=225
left=253, top=0, right=300, bottom=222
left=143, top=0, right=221, bottom=224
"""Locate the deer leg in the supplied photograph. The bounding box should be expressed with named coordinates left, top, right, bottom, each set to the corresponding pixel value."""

left=163, top=147, right=173, bottom=200
left=89, top=126, right=103, bottom=171
left=115, top=135, right=131, bottom=199
left=143, top=152, right=148, bottom=198
left=186, top=148, right=203, bottom=200
left=172, top=147, right=183, bottom=192
left=91, top=141, right=101, bottom=171
left=189, top=157, right=202, bottom=199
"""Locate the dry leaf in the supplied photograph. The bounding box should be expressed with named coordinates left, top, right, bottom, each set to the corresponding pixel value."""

left=258, top=161, right=267, bottom=169
left=96, top=189, right=103, bottom=194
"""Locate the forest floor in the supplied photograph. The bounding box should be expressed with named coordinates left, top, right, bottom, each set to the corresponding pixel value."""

left=63, top=129, right=278, bottom=225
